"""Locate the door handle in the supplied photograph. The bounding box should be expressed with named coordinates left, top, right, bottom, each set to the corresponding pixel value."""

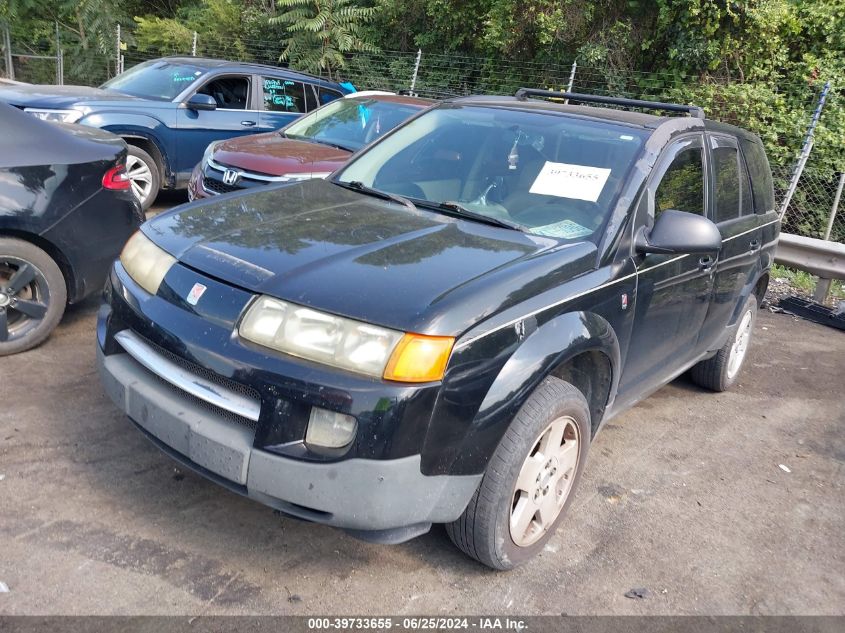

left=698, top=255, right=715, bottom=271
left=240, top=120, right=257, bottom=127
left=749, top=239, right=761, bottom=252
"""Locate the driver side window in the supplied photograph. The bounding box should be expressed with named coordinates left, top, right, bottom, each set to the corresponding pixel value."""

left=653, top=143, right=705, bottom=222
left=196, top=75, right=251, bottom=110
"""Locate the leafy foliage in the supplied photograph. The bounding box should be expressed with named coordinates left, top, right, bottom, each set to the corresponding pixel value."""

left=270, top=0, right=378, bottom=77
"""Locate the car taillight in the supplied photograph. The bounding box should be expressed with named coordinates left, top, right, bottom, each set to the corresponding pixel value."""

left=103, top=164, right=131, bottom=190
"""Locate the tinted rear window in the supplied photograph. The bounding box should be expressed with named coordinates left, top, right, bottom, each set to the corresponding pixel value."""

left=739, top=137, right=775, bottom=213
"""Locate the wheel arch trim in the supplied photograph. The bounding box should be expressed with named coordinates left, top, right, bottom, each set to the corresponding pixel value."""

left=473, top=310, right=620, bottom=439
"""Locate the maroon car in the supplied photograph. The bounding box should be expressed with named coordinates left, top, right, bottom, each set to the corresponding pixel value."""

left=188, top=92, right=432, bottom=199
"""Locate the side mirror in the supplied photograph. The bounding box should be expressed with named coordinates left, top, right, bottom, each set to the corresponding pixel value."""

left=186, top=93, right=217, bottom=111
left=635, top=209, right=722, bottom=255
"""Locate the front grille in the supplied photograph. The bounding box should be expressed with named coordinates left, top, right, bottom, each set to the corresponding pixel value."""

left=202, top=175, right=243, bottom=195
left=124, top=332, right=261, bottom=431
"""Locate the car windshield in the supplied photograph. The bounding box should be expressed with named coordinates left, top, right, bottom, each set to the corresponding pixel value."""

left=335, top=104, right=648, bottom=241
left=101, top=60, right=206, bottom=101
left=284, top=97, right=422, bottom=152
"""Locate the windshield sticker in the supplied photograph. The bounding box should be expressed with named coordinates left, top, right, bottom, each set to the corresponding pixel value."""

left=530, top=219, right=593, bottom=239
left=529, top=162, right=612, bottom=202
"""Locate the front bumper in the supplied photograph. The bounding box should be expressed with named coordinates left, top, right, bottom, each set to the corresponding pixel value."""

left=97, top=265, right=481, bottom=541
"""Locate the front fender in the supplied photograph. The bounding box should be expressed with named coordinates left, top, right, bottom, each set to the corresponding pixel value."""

left=421, top=311, right=619, bottom=476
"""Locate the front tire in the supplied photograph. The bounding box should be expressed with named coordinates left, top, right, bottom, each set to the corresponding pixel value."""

left=125, top=145, right=161, bottom=212
left=690, top=294, right=758, bottom=392
left=446, top=377, right=591, bottom=570
left=0, top=238, right=67, bottom=356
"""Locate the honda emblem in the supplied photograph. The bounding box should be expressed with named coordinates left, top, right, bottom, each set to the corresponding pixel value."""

left=222, top=168, right=240, bottom=186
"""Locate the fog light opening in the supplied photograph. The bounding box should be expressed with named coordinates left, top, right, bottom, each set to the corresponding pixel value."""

left=305, top=407, right=357, bottom=449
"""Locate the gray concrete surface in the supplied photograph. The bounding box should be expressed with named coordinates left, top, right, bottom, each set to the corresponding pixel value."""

left=0, top=302, right=843, bottom=615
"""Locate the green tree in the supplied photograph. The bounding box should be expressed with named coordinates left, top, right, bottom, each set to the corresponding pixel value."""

left=270, top=0, right=378, bottom=78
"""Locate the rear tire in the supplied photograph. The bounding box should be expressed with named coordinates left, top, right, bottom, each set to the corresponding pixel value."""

left=690, top=294, right=758, bottom=392
left=0, top=238, right=67, bottom=356
left=446, top=376, right=591, bottom=570
left=125, top=145, right=161, bottom=212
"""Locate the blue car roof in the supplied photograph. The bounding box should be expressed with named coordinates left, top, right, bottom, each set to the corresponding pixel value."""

left=159, top=56, right=352, bottom=91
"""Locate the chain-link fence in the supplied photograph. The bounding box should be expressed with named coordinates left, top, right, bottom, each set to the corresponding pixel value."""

left=1, top=21, right=841, bottom=243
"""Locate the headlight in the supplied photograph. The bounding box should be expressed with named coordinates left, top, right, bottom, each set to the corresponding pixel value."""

left=119, top=231, right=177, bottom=296
left=24, top=108, right=83, bottom=124
left=238, top=296, right=454, bottom=382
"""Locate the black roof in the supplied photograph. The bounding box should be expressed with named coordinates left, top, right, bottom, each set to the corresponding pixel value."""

left=451, top=93, right=759, bottom=141
left=452, top=95, right=670, bottom=127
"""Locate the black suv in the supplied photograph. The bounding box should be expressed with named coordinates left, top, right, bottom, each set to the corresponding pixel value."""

left=97, top=90, right=778, bottom=569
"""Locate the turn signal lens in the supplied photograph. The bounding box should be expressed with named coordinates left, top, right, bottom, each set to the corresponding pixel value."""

left=383, top=333, right=455, bottom=383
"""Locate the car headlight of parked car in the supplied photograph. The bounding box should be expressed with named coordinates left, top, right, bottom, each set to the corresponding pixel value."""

left=239, top=296, right=455, bottom=382
left=119, top=231, right=177, bottom=296
left=24, top=108, right=84, bottom=124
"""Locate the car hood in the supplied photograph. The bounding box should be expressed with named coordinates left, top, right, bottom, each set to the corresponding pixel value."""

left=144, top=179, right=597, bottom=335
left=0, top=84, right=142, bottom=108
left=213, top=133, right=351, bottom=176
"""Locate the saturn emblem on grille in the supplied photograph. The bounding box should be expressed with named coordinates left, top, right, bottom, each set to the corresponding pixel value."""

left=222, top=168, right=241, bottom=186
left=186, top=283, right=207, bottom=306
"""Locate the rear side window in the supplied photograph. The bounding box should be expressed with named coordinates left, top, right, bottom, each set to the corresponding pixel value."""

left=711, top=135, right=754, bottom=223
left=263, top=77, right=306, bottom=113
left=739, top=137, right=775, bottom=213
left=317, top=87, right=343, bottom=106
left=654, top=144, right=705, bottom=220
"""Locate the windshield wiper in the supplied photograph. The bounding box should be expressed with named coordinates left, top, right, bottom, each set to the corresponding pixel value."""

left=423, top=200, right=524, bottom=231
left=335, top=180, right=417, bottom=213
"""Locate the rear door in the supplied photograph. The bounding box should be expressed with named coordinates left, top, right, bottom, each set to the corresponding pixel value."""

left=257, top=76, right=313, bottom=132
left=618, top=134, right=716, bottom=397
left=174, top=73, right=258, bottom=176
left=697, top=133, right=762, bottom=348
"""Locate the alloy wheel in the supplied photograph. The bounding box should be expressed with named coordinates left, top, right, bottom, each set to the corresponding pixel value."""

left=510, top=415, right=580, bottom=547
left=726, top=309, right=754, bottom=380
left=0, top=257, right=50, bottom=344
left=125, top=154, right=154, bottom=205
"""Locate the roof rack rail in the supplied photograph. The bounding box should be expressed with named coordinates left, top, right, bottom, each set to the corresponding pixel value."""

left=514, top=88, right=705, bottom=118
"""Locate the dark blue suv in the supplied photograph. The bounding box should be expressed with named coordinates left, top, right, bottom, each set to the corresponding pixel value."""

left=0, top=57, right=354, bottom=209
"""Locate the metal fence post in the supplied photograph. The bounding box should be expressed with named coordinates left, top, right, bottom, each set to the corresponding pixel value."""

left=823, top=172, right=844, bottom=242
left=115, top=24, right=121, bottom=77
left=409, top=48, right=422, bottom=95
left=55, top=22, right=63, bottom=85
left=192, top=32, right=198, bottom=56
left=2, top=24, right=14, bottom=81
left=563, top=60, right=577, bottom=104
left=779, top=81, right=830, bottom=219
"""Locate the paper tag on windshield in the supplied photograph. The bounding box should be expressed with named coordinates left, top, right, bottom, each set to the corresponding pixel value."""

left=529, top=162, right=611, bottom=202
left=530, top=219, right=592, bottom=239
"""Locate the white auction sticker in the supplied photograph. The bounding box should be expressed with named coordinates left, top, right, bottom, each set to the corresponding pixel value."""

left=529, top=162, right=612, bottom=202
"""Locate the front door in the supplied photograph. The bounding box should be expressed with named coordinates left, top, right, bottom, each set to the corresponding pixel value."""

left=175, top=74, right=259, bottom=177
left=618, top=134, right=715, bottom=398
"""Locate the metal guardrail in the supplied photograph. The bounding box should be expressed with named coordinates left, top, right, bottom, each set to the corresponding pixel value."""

left=774, top=233, right=845, bottom=279
left=775, top=232, right=845, bottom=303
